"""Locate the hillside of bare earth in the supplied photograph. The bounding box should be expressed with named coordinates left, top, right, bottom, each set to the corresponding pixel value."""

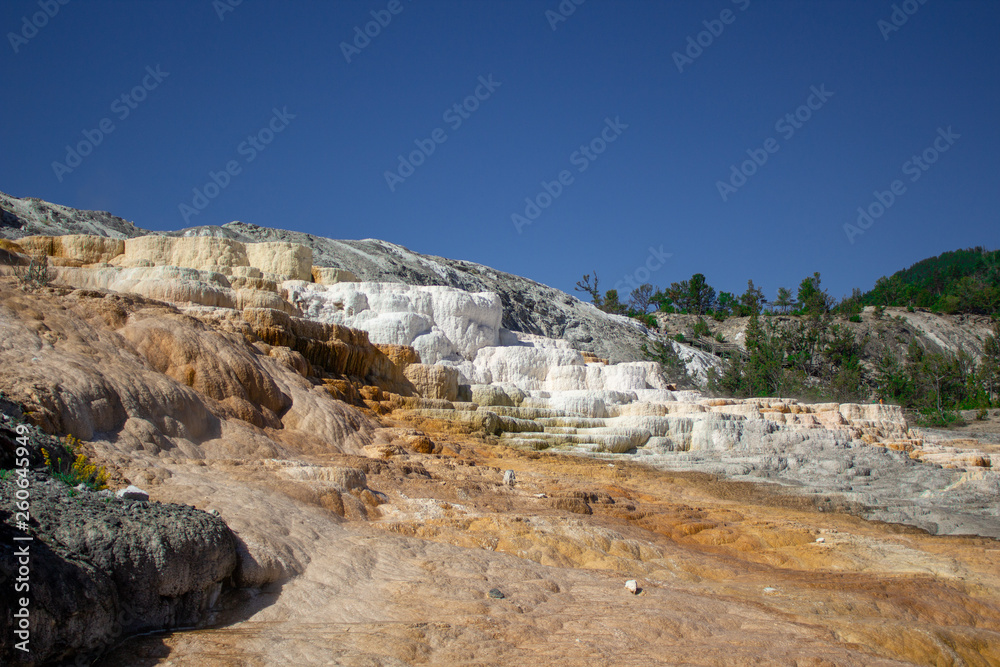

left=656, top=308, right=997, bottom=362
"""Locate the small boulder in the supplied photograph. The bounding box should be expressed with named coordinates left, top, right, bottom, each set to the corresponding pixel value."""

left=625, top=580, right=638, bottom=595
left=116, top=485, right=149, bottom=501
left=488, top=588, right=505, bottom=599
left=503, top=470, right=516, bottom=487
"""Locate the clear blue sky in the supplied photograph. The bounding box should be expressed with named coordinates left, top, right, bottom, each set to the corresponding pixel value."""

left=2, top=0, right=997, bottom=302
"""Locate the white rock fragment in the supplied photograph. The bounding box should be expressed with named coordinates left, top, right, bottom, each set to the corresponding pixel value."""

left=625, top=579, right=638, bottom=594
left=503, top=470, right=516, bottom=487
left=116, top=485, right=149, bottom=501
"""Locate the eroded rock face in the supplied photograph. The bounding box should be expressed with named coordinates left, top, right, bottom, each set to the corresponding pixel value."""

left=0, top=285, right=382, bottom=461
left=403, top=363, right=459, bottom=401
left=18, top=234, right=124, bottom=264
left=283, top=281, right=503, bottom=364
left=0, top=470, right=236, bottom=667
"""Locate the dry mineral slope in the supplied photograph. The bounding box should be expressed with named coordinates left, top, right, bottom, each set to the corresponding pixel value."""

left=0, top=281, right=998, bottom=666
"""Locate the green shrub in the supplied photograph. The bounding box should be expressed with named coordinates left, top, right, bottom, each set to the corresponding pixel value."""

left=693, top=317, right=711, bottom=338
left=674, top=333, right=686, bottom=343
left=715, top=333, right=725, bottom=343
left=632, top=312, right=657, bottom=328
left=849, top=315, right=862, bottom=323
left=914, top=409, right=965, bottom=428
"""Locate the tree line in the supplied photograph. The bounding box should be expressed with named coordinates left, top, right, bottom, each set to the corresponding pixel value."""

left=574, top=270, right=834, bottom=321
left=575, top=256, right=1000, bottom=422
left=576, top=247, right=999, bottom=321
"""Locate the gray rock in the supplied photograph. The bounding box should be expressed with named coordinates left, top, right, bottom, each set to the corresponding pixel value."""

left=503, top=470, right=516, bottom=487
left=0, top=470, right=237, bottom=666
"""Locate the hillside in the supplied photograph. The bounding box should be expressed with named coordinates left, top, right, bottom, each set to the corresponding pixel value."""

left=1, top=192, right=999, bottom=664
left=0, top=191, right=651, bottom=364
left=862, top=247, right=1000, bottom=314
left=1, top=273, right=999, bottom=665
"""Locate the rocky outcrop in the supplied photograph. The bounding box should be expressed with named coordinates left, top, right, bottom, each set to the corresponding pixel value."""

left=280, top=281, right=683, bottom=396
left=312, top=266, right=358, bottom=284
left=17, top=234, right=124, bottom=264
left=403, top=364, right=459, bottom=401
left=227, top=225, right=655, bottom=363
left=0, top=192, right=145, bottom=239
left=283, top=281, right=503, bottom=364
left=0, top=413, right=237, bottom=666
left=0, top=476, right=237, bottom=666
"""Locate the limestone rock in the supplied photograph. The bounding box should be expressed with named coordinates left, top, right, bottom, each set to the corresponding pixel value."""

left=18, top=234, right=124, bottom=264
left=312, top=266, right=359, bottom=284
left=122, top=235, right=249, bottom=273
left=404, top=363, right=459, bottom=401
left=118, top=313, right=292, bottom=428
left=472, top=384, right=515, bottom=407
left=283, top=281, right=502, bottom=363
left=116, top=484, right=150, bottom=501
left=245, top=241, right=313, bottom=281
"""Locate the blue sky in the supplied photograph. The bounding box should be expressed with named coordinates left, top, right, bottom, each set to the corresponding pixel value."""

left=1, top=0, right=997, bottom=302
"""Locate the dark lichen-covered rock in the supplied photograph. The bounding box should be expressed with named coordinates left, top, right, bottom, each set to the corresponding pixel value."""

left=0, top=470, right=237, bottom=666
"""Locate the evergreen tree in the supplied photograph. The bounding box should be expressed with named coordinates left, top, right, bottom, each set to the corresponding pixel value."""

left=667, top=273, right=716, bottom=314
left=641, top=336, right=691, bottom=386
left=981, top=322, right=1000, bottom=403
left=602, top=289, right=626, bottom=315
left=773, top=287, right=794, bottom=314
left=739, top=279, right=766, bottom=316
